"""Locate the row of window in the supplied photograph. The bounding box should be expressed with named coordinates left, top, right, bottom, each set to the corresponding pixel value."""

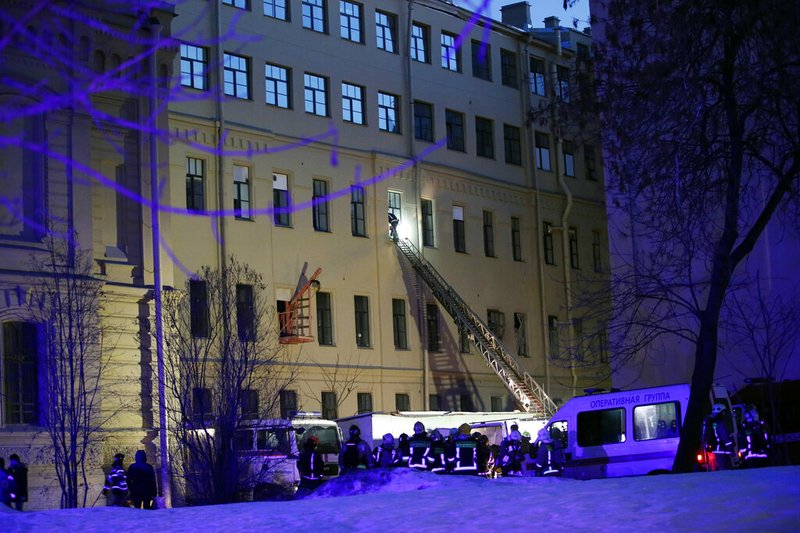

left=184, top=44, right=594, bottom=172
left=547, top=316, right=609, bottom=363
left=219, top=1, right=576, bottom=100
left=279, top=387, right=501, bottom=420
left=190, top=160, right=603, bottom=270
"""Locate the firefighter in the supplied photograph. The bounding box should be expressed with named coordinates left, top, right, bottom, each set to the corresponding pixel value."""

left=535, top=428, right=565, bottom=476
left=298, top=436, right=325, bottom=490
left=702, top=403, right=735, bottom=470
left=339, top=425, right=374, bottom=473
left=408, top=421, right=432, bottom=470
left=449, top=423, right=479, bottom=474
left=373, top=433, right=403, bottom=468
left=427, top=430, right=447, bottom=473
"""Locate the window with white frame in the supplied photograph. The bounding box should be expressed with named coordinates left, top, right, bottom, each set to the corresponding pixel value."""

left=339, top=1, right=362, bottom=43
left=375, top=10, right=397, bottom=53
left=265, top=63, right=290, bottom=108
left=304, top=73, right=328, bottom=116
left=302, top=0, right=326, bottom=33
left=388, top=191, right=401, bottom=221
left=273, top=172, right=291, bottom=227
left=378, top=92, right=399, bottom=133
left=180, top=43, right=208, bottom=90
left=233, top=165, right=252, bottom=219
left=223, top=52, right=250, bottom=99
left=441, top=31, right=460, bottom=71
left=341, top=82, right=364, bottom=124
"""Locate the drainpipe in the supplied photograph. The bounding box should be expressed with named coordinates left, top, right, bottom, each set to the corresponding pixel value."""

left=213, top=0, right=227, bottom=272
left=147, top=15, right=171, bottom=509
left=404, top=0, right=428, bottom=410
left=550, top=29, right=578, bottom=397
left=520, top=32, right=552, bottom=397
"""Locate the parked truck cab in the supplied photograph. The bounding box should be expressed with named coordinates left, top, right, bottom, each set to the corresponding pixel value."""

left=539, top=384, right=690, bottom=479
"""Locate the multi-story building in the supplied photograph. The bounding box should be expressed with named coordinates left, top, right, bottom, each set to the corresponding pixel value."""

left=0, top=0, right=609, bottom=508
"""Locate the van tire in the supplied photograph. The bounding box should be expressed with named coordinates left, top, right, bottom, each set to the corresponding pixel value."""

left=647, top=469, right=671, bottom=476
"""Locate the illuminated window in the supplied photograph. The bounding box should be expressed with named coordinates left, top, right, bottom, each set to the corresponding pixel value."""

left=302, top=0, right=326, bottom=33
left=341, top=82, right=364, bottom=124
left=340, top=1, right=362, bottom=43
left=265, top=63, right=290, bottom=108
left=375, top=11, right=397, bottom=53
left=441, top=32, right=460, bottom=71
left=378, top=92, right=400, bottom=133
left=180, top=43, right=208, bottom=90
left=264, top=0, right=288, bottom=20
left=529, top=57, right=546, bottom=96
left=304, top=73, right=328, bottom=116
left=410, top=23, right=429, bottom=63
left=223, top=52, right=250, bottom=99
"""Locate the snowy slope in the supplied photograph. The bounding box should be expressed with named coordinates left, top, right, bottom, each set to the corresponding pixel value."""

left=4, top=466, right=799, bottom=532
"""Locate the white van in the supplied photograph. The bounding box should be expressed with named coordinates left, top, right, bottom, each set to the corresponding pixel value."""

left=290, top=411, right=344, bottom=477
left=540, top=384, right=690, bottom=479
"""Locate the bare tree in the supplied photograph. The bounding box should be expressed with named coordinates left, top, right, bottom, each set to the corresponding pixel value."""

left=159, top=257, right=296, bottom=504
left=28, top=233, right=116, bottom=508
left=593, top=0, right=800, bottom=471
left=303, top=352, right=368, bottom=418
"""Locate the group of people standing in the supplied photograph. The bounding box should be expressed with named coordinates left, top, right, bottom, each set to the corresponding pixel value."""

left=102, top=450, right=158, bottom=509
left=296, top=420, right=564, bottom=490
left=0, top=454, right=28, bottom=510
left=701, top=402, right=770, bottom=470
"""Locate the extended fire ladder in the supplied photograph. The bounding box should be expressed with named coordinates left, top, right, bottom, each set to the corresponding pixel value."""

left=395, top=237, right=557, bottom=418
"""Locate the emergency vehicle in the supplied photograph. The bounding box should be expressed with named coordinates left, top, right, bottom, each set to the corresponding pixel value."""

left=233, top=413, right=342, bottom=499
left=538, top=384, right=691, bottom=479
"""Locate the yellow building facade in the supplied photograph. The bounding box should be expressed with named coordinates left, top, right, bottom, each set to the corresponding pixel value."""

left=0, top=0, right=610, bottom=509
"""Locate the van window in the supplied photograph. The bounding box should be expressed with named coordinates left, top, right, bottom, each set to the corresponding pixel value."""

left=256, top=428, right=292, bottom=454
left=235, top=430, right=254, bottom=451
left=577, top=408, right=626, bottom=447
left=296, top=425, right=341, bottom=454
left=550, top=420, right=568, bottom=449
left=633, top=401, right=680, bottom=441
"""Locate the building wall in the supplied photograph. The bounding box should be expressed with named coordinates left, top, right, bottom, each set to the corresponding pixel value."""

left=0, top=0, right=610, bottom=509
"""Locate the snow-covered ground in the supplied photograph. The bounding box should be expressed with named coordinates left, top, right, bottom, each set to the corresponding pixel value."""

left=4, top=466, right=799, bottom=532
